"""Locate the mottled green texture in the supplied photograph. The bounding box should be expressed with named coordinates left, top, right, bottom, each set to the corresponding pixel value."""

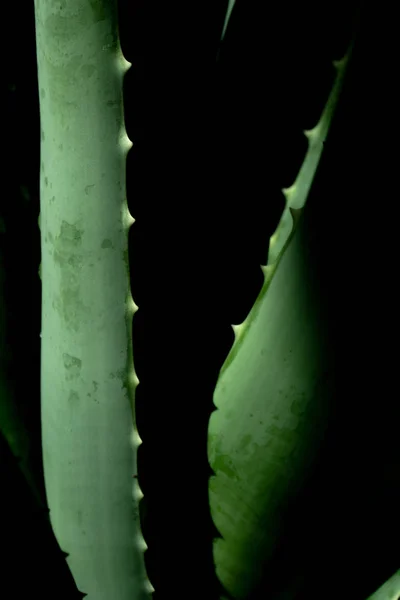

left=52, top=221, right=87, bottom=333
left=34, top=1, right=149, bottom=597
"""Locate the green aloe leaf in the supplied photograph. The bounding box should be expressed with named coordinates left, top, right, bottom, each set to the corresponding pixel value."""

left=208, top=43, right=354, bottom=600
left=34, top=1, right=150, bottom=597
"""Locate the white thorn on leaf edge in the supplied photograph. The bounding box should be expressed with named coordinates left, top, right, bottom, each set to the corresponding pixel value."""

left=231, top=322, right=246, bottom=340
left=226, top=46, right=352, bottom=360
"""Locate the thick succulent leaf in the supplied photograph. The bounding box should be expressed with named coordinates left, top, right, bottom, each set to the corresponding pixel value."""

left=34, top=1, right=150, bottom=597
left=208, top=44, right=354, bottom=600
left=209, top=200, right=333, bottom=598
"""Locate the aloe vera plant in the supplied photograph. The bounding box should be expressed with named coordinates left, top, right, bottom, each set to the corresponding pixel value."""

left=1, top=1, right=399, bottom=599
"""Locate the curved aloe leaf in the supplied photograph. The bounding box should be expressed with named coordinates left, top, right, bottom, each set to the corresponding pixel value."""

left=34, top=1, right=150, bottom=597
left=208, top=43, right=354, bottom=599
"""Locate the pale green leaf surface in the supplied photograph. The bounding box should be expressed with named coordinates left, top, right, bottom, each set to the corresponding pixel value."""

left=34, top=1, right=150, bottom=597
